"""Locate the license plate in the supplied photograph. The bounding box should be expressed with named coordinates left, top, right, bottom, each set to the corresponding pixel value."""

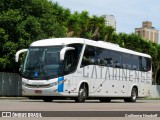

left=35, top=90, right=42, bottom=94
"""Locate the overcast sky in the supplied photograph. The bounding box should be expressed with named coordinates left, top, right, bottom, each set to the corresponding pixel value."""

left=52, top=0, right=160, bottom=34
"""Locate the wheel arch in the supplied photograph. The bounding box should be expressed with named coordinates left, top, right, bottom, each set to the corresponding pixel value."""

left=77, top=81, right=89, bottom=96
left=131, top=85, right=138, bottom=97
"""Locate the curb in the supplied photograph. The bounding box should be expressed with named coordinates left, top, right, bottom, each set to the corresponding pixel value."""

left=0, top=97, right=28, bottom=100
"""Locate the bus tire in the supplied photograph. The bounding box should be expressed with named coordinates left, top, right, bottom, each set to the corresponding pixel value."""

left=124, top=87, right=138, bottom=102
left=75, top=84, right=87, bottom=103
left=43, top=97, right=53, bottom=102
left=99, top=98, right=111, bottom=102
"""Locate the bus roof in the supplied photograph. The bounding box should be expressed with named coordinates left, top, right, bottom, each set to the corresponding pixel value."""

left=30, top=38, right=151, bottom=58
left=30, top=38, right=85, bottom=46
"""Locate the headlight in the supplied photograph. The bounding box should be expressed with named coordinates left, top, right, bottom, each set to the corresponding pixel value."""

left=22, top=81, right=27, bottom=86
left=50, top=82, right=58, bottom=86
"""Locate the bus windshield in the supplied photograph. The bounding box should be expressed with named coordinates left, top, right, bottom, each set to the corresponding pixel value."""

left=22, top=46, right=63, bottom=80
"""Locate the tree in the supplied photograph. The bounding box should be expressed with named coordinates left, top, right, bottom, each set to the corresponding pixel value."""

left=0, top=0, right=67, bottom=72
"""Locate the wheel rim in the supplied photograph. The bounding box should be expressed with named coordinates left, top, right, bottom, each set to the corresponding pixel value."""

left=132, top=90, right=137, bottom=100
left=79, top=89, right=86, bottom=102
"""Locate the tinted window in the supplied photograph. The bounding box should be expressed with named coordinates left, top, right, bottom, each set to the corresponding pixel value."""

left=97, top=48, right=110, bottom=66
left=122, top=53, right=132, bottom=69
left=63, top=44, right=83, bottom=74
left=68, top=44, right=83, bottom=67
left=139, top=57, right=146, bottom=71
left=81, top=45, right=96, bottom=67
left=63, top=51, right=76, bottom=74
left=81, top=45, right=152, bottom=72
left=132, top=55, right=140, bottom=70
left=138, top=57, right=151, bottom=72
left=110, top=51, right=121, bottom=68
left=146, top=58, right=151, bottom=71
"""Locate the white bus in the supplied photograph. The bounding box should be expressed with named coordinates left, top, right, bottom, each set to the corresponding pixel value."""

left=15, top=38, right=152, bottom=102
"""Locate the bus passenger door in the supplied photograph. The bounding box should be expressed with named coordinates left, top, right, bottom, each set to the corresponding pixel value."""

left=62, top=50, right=77, bottom=93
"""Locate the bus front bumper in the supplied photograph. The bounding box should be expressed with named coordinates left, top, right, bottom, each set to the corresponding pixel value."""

left=22, top=85, right=78, bottom=97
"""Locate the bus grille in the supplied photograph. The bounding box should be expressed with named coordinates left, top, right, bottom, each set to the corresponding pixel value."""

left=25, top=84, right=51, bottom=88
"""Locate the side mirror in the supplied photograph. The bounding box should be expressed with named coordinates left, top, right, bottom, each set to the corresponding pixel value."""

left=60, top=47, right=75, bottom=61
left=15, top=49, right=28, bottom=62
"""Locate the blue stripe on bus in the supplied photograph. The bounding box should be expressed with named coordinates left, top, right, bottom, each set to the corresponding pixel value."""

left=58, top=77, right=64, bottom=92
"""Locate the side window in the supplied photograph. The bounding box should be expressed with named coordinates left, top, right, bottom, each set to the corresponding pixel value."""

left=146, top=58, right=151, bottom=71
left=132, top=55, right=139, bottom=70
left=110, top=51, right=121, bottom=68
left=81, top=45, right=96, bottom=67
left=97, top=48, right=110, bottom=66
left=68, top=43, right=83, bottom=67
left=139, top=57, right=147, bottom=71
left=63, top=51, right=76, bottom=74
left=122, top=53, right=132, bottom=69
left=138, top=57, right=151, bottom=72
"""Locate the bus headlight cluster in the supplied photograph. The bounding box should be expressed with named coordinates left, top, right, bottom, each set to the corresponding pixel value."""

left=50, top=82, right=58, bottom=87
left=22, top=81, right=27, bottom=86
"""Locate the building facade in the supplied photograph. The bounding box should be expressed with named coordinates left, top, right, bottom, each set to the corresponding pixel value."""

left=102, top=15, right=116, bottom=30
left=135, top=21, right=159, bottom=44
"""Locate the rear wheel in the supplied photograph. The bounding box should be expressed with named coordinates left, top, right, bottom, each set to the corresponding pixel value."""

left=43, top=97, right=53, bottom=102
left=124, top=87, right=138, bottom=102
left=75, top=84, right=87, bottom=103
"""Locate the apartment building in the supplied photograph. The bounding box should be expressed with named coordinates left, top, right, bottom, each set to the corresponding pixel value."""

left=135, top=21, right=159, bottom=44
left=102, top=15, right=116, bottom=30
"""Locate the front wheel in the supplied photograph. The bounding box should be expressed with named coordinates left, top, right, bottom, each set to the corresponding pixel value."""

left=75, top=85, right=87, bottom=103
left=124, top=87, right=138, bottom=102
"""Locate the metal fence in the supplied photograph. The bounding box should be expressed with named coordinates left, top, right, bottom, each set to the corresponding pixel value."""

left=0, top=72, right=22, bottom=96
left=151, top=85, right=160, bottom=98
